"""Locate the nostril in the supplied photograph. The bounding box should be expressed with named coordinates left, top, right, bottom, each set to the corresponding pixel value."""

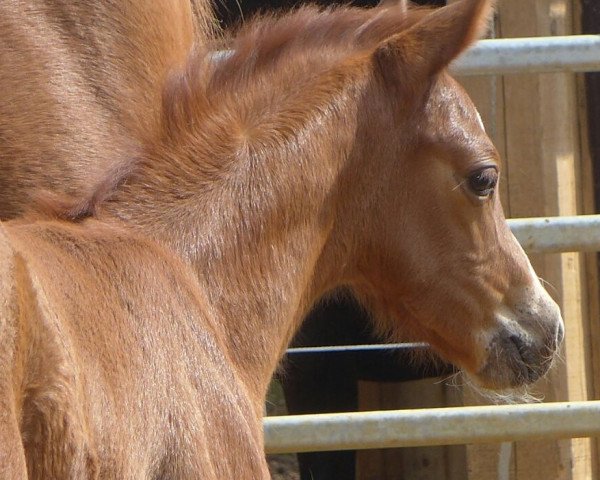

left=509, top=334, right=529, bottom=359
left=507, top=333, right=543, bottom=383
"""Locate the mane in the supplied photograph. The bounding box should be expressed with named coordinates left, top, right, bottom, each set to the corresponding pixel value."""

left=218, top=3, right=431, bottom=81
left=37, top=3, right=432, bottom=221
left=160, top=3, right=431, bottom=138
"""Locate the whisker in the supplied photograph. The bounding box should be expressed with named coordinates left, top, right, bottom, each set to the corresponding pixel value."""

left=452, top=179, right=466, bottom=192
left=459, top=371, right=544, bottom=405
left=538, top=276, right=559, bottom=296
left=435, top=369, right=462, bottom=387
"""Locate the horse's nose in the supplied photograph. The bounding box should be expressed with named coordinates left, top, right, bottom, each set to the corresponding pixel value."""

left=475, top=280, right=563, bottom=389
left=478, top=326, right=559, bottom=388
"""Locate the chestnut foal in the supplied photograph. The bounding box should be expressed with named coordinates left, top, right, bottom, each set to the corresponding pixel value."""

left=0, top=0, right=563, bottom=478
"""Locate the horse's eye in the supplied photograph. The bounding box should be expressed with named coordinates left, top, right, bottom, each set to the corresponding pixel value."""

left=467, top=167, right=498, bottom=197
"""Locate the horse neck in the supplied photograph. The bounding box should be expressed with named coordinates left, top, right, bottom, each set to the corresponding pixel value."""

left=102, top=92, right=361, bottom=398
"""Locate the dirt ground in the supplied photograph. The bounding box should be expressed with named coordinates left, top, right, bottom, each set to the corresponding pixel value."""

left=268, top=454, right=300, bottom=480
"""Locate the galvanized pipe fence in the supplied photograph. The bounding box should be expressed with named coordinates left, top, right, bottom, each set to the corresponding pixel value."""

left=453, top=35, right=600, bottom=75
left=269, top=215, right=600, bottom=451
left=214, top=35, right=600, bottom=75
left=264, top=401, right=600, bottom=454
left=263, top=35, right=600, bottom=453
left=507, top=214, right=600, bottom=253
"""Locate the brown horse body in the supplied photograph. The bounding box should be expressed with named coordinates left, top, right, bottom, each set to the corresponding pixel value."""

left=0, top=0, right=563, bottom=478
left=0, top=221, right=267, bottom=478
left=0, top=0, right=215, bottom=219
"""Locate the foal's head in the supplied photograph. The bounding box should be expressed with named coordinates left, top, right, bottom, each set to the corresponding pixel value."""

left=211, top=0, right=562, bottom=390
left=309, top=0, right=564, bottom=389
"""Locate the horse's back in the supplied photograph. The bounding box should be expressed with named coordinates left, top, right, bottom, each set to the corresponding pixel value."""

left=2, top=220, right=269, bottom=478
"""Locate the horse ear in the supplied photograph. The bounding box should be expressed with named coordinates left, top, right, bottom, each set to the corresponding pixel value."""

left=374, top=0, right=493, bottom=81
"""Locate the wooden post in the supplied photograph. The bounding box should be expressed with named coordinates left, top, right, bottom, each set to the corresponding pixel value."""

left=357, top=379, right=465, bottom=480
left=459, top=0, right=598, bottom=479
left=580, top=0, right=600, bottom=473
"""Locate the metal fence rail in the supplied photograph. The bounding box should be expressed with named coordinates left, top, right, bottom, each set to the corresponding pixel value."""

left=272, top=215, right=600, bottom=451
left=264, top=401, right=600, bottom=454
left=508, top=214, right=600, bottom=252
left=453, top=35, right=600, bottom=75
left=215, top=35, right=600, bottom=75
left=286, top=342, right=428, bottom=355
left=265, top=35, right=600, bottom=455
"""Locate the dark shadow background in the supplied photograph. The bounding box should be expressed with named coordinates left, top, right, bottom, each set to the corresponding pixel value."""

left=215, top=0, right=446, bottom=29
